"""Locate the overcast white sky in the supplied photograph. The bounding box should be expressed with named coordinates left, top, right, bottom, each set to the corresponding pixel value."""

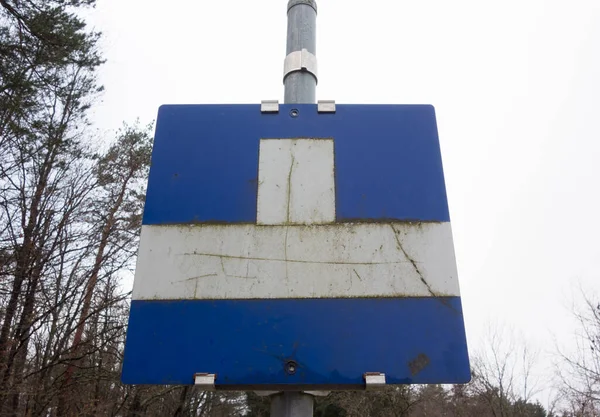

left=85, top=0, right=600, bottom=401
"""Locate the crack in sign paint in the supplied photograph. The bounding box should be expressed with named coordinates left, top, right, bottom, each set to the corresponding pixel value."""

left=213, top=257, right=257, bottom=280
left=177, top=271, right=257, bottom=284
left=389, top=224, right=438, bottom=298
left=172, top=274, right=220, bottom=299
left=183, top=251, right=410, bottom=266
left=286, top=153, right=295, bottom=223
left=390, top=225, right=459, bottom=313
left=245, top=256, right=250, bottom=280
left=284, top=226, right=290, bottom=281
left=353, top=269, right=363, bottom=281
left=175, top=274, right=218, bottom=283
left=283, top=151, right=294, bottom=285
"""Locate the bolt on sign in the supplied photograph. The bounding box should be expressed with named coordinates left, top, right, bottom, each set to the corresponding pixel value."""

left=121, top=104, right=471, bottom=389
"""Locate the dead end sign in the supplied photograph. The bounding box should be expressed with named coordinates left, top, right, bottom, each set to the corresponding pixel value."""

left=121, top=103, right=470, bottom=389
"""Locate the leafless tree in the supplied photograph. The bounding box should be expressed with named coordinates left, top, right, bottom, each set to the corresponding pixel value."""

left=556, top=288, right=600, bottom=416
left=469, top=323, right=543, bottom=417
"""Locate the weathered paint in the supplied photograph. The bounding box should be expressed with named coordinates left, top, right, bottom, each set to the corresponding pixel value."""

left=132, top=222, right=459, bottom=300
left=122, top=297, right=470, bottom=386
left=257, top=139, right=335, bottom=225
left=141, top=104, right=451, bottom=225
left=122, top=104, right=470, bottom=388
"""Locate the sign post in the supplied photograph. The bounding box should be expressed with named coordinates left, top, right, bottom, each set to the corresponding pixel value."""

left=284, top=0, right=317, bottom=104
left=273, top=1, right=320, bottom=414
left=121, top=2, right=470, bottom=417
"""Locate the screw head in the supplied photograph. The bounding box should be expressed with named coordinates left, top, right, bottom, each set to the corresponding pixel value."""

left=285, top=360, right=298, bottom=375
left=290, top=109, right=299, bottom=118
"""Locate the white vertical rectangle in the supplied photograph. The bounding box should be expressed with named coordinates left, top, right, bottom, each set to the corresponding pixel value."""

left=256, top=140, right=292, bottom=225
left=257, top=139, right=335, bottom=225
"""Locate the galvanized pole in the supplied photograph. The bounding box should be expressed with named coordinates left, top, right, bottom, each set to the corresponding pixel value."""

left=284, top=0, right=317, bottom=104
left=270, top=391, right=314, bottom=417
left=269, top=1, right=318, bottom=416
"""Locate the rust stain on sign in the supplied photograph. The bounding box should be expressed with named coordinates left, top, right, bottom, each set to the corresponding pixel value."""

left=408, top=353, right=430, bottom=376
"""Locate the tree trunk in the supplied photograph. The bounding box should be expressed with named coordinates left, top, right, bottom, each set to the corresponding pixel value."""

left=58, top=173, right=131, bottom=416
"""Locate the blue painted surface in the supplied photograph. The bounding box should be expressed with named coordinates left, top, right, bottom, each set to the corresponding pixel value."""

left=122, top=298, right=470, bottom=387
left=142, top=104, right=450, bottom=225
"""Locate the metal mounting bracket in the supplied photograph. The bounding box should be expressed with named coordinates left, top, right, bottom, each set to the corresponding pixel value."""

left=194, top=373, right=216, bottom=390
left=364, top=372, right=386, bottom=390
left=283, top=48, right=318, bottom=83
left=317, top=100, right=336, bottom=113
left=261, top=100, right=280, bottom=113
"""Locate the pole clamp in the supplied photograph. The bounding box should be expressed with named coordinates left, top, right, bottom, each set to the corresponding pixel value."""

left=287, top=0, right=317, bottom=13
left=283, top=48, right=318, bottom=84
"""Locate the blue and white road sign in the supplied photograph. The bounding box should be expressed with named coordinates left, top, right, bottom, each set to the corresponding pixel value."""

left=121, top=104, right=470, bottom=388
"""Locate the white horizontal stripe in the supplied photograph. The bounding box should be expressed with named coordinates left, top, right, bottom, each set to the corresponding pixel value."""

left=256, top=139, right=335, bottom=225
left=132, top=222, right=460, bottom=300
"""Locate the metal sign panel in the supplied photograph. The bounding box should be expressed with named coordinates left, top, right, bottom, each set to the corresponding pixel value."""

left=121, top=104, right=470, bottom=389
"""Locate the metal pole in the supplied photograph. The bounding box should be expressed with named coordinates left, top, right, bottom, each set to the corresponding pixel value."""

left=269, top=1, right=318, bottom=416
left=271, top=392, right=314, bottom=417
left=284, top=0, right=317, bottom=104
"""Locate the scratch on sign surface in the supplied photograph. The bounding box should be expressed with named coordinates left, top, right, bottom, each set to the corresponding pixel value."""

left=175, top=274, right=218, bottom=283
left=184, top=251, right=409, bottom=266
